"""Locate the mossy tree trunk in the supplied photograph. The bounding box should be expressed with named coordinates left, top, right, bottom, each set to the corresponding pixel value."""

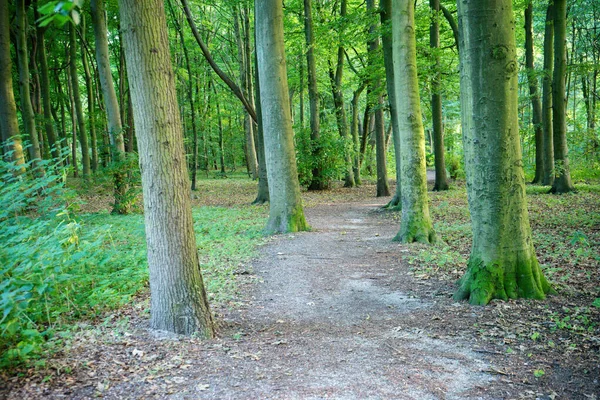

left=256, top=0, right=308, bottom=233
left=119, top=0, right=214, bottom=337
left=381, top=0, right=401, bottom=207
left=430, top=0, right=449, bottom=191
left=0, top=0, right=25, bottom=172
left=455, top=0, right=554, bottom=305
left=550, top=0, right=575, bottom=194
left=252, top=43, right=269, bottom=205
left=541, top=2, right=554, bottom=186
left=392, top=0, right=436, bottom=243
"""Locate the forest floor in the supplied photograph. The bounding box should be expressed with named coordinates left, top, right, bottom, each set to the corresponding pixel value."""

left=2, top=175, right=599, bottom=399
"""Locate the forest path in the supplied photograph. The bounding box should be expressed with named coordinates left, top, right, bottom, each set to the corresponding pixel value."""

left=167, top=199, right=497, bottom=399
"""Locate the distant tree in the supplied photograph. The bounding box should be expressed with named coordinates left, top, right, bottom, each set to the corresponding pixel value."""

left=541, top=1, right=554, bottom=186
left=256, top=0, right=309, bottom=233
left=455, top=0, right=554, bottom=304
left=550, top=0, right=575, bottom=193
left=119, top=0, right=214, bottom=336
left=392, top=0, right=436, bottom=243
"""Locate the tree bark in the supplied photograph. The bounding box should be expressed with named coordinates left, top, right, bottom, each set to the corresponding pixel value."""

left=252, top=45, right=269, bottom=204
left=304, top=0, right=326, bottom=190
left=91, top=0, right=130, bottom=213
left=16, top=0, right=44, bottom=176
left=69, top=23, right=91, bottom=178
left=80, top=17, right=99, bottom=173
left=392, top=0, right=435, bottom=243
left=430, top=0, right=449, bottom=191
left=381, top=0, right=402, bottom=206
left=0, top=0, right=25, bottom=172
left=256, top=0, right=308, bottom=233
left=119, top=0, right=214, bottom=336
left=550, top=0, right=575, bottom=193
left=455, top=0, right=554, bottom=305
left=367, top=0, right=390, bottom=197
left=542, top=1, right=554, bottom=186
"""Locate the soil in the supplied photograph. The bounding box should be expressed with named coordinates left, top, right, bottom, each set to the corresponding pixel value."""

left=2, top=178, right=599, bottom=399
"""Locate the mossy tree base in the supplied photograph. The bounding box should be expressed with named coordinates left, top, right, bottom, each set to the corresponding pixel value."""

left=265, top=205, right=310, bottom=234
left=432, top=180, right=449, bottom=191
left=393, top=218, right=436, bottom=244
left=384, top=193, right=401, bottom=211
left=454, top=250, right=555, bottom=305
left=549, top=175, right=576, bottom=194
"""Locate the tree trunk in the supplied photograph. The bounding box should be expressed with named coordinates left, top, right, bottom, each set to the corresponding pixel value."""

left=542, top=2, right=554, bottom=186
left=455, top=0, right=553, bottom=305
left=256, top=0, right=308, bottom=233
left=304, top=0, right=326, bottom=190
left=381, top=0, right=401, bottom=206
left=36, top=23, right=60, bottom=163
left=392, top=0, right=435, bottom=243
left=367, top=0, right=390, bottom=197
left=0, top=0, right=25, bottom=172
left=252, top=45, right=269, bottom=204
left=15, top=0, right=44, bottom=176
left=66, top=66, right=79, bottom=178
left=119, top=0, right=214, bottom=337
left=525, top=2, right=544, bottom=185
left=351, top=86, right=365, bottom=185
left=69, top=23, right=91, bottom=178
left=81, top=17, right=99, bottom=173
left=430, top=0, right=449, bottom=191
left=91, top=0, right=130, bottom=213
left=550, top=0, right=575, bottom=193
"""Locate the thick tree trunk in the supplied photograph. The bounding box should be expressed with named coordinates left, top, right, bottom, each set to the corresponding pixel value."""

left=16, top=0, right=44, bottom=176
left=91, top=0, right=130, bottom=213
left=304, top=0, right=326, bottom=190
left=256, top=0, right=308, bottom=233
left=0, top=0, right=25, bottom=172
left=525, top=2, right=544, bottom=185
left=455, top=0, right=553, bottom=305
left=252, top=48, right=270, bottom=204
left=392, top=0, right=435, bottom=243
left=550, top=0, right=575, bottom=193
left=381, top=0, right=401, bottom=206
left=69, top=23, right=91, bottom=178
left=430, top=0, right=449, bottom=191
left=541, top=2, right=554, bottom=186
left=367, top=0, right=390, bottom=197
left=119, top=0, right=214, bottom=336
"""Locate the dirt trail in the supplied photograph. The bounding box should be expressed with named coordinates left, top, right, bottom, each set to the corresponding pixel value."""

left=164, top=199, right=496, bottom=400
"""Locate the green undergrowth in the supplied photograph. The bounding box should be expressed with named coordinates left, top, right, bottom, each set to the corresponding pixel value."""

left=0, top=158, right=267, bottom=369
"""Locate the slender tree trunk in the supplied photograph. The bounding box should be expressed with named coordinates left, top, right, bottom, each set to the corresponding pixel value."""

left=542, top=2, right=554, bottom=186
left=66, top=66, right=79, bottom=177
left=80, top=17, right=98, bottom=173
left=252, top=46, right=270, bottom=204
left=91, top=0, right=130, bottom=212
left=119, top=0, right=214, bottom=337
left=15, top=0, right=44, bottom=176
left=256, top=0, right=308, bottom=232
left=525, top=2, right=544, bottom=185
left=381, top=0, right=401, bottom=206
left=430, top=0, right=449, bottom=191
left=69, top=23, right=91, bottom=178
left=351, top=86, right=365, bottom=185
left=0, top=0, right=25, bottom=172
left=213, top=84, right=226, bottom=175
left=455, top=0, right=553, bottom=304
left=392, top=0, right=435, bottom=243
left=367, top=0, right=390, bottom=197
left=550, top=0, right=575, bottom=193
left=304, top=0, right=325, bottom=190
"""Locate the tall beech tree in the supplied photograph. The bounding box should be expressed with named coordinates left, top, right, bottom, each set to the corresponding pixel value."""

left=455, top=0, right=554, bottom=304
left=392, top=0, right=436, bottom=243
left=16, top=0, right=44, bottom=175
left=541, top=2, right=554, bottom=186
left=91, top=0, right=129, bottom=213
left=256, top=0, right=309, bottom=233
left=430, top=0, right=449, bottom=191
left=550, top=0, right=575, bottom=193
left=119, top=0, right=214, bottom=336
left=0, top=0, right=25, bottom=171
